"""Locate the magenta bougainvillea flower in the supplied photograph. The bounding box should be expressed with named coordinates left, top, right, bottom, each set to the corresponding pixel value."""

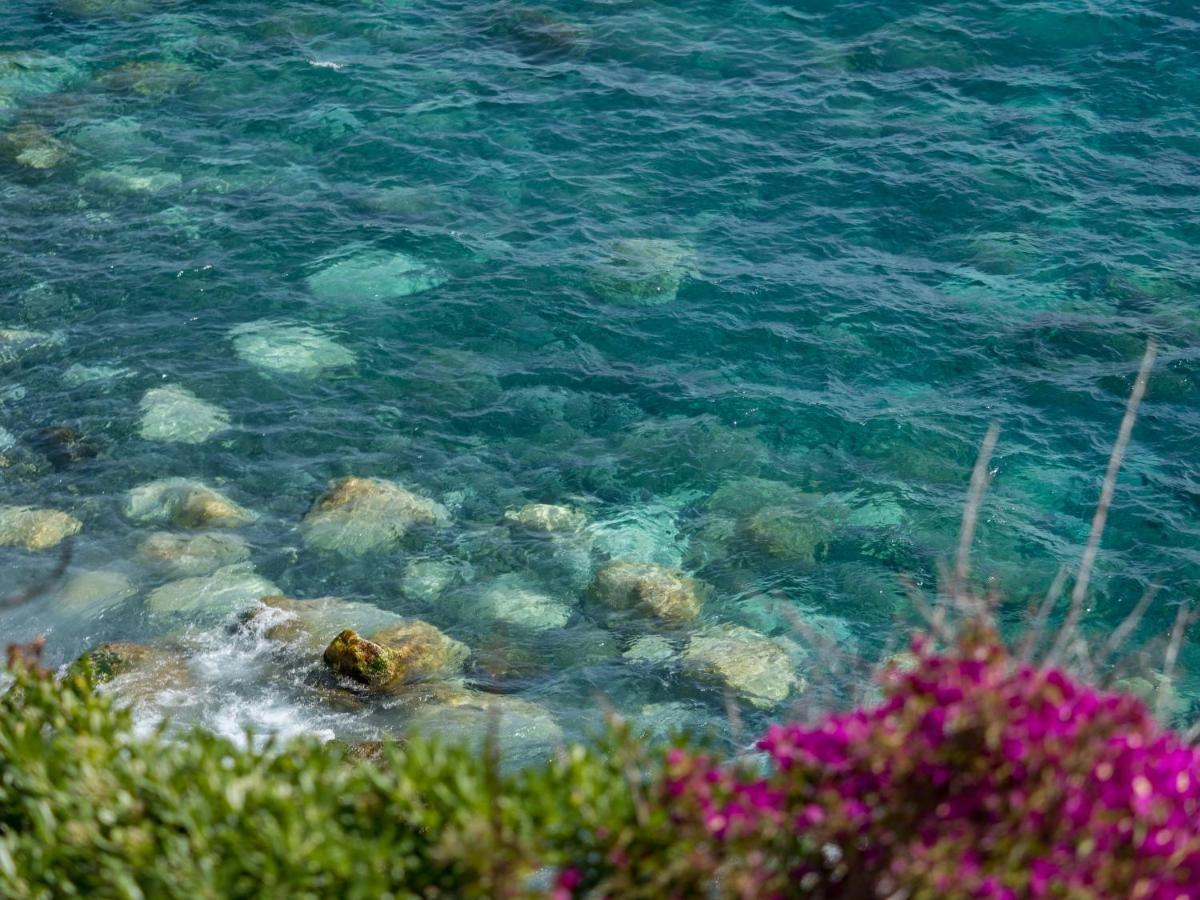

left=653, top=630, right=1200, bottom=897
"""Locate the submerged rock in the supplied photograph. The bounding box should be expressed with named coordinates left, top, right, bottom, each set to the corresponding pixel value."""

left=82, top=165, right=183, bottom=195
left=401, top=558, right=466, bottom=601
left=305, top=250, right=447, bottom=307
left=589, top=238, right=696, bottom=306
left=51, top=569, right=135, bottom=615
left=743, top=498, right=845, bottom=565
left=403, top=690, right=562, bottom=757
left=70, top=640, right=194, bottom=707
left=229, top=320, right=356, bottom=378
left=125, top=478, right=256, bottom=529
left=301, top=476, right=450, bottom=555
left=588, top=503, right=686, bottom=568
left=61, top=363, right=134, bottom=388
left=138, top=385, right=229, bottom=444
left=0, top=52, right=81, bottom=102
left=504, top=502, right=586, bottom=533
left=323, top=621, right=468, bottom=689
left=623, top=634, right=676, bottom=664
left=680, top=624, right=803, bottom=709
left=145, top=564, right=278, bottom=616
left=136, top=531, right=250, bottom=577
left=96, top=60, right=197, bottom=98
left=0, top=327, right=62, bottom=364
left=707, top=477, right=807, bottom=518
left=587, top=560, right=704, bottom=624
left=0, top=124, right=72, bottom=170
left=475, top=575, right=573, bottom=631
left=0, top=505, right=81, bottom=550
left=57, top=0, right=153, bottom=17
left=31, top=426, right=100, bottom=470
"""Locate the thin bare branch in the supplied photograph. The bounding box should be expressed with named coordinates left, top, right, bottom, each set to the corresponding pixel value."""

left=1159, top=602, right=1192, bottom=722
left=1019, top=565, right=1068, bottom=664
left=2, top=538, right=73, bottom=609
left=951, top=423, right=1000, bottom=613
left=1095, top=584, right=1161, bottom=682
left=1049, top=340, right=1157, bottom=664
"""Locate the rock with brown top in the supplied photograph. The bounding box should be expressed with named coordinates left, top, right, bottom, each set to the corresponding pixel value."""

left=301, top=476, right=449, bottom=555
left=503, top=503, right=585, bottom=533
left=680, top=624, right=803, bottom=709
left=0, top=504, right=81, bottom=550
left=323, top=621, right=467, bottom=690
left=125, top=478, right=255, bottom=529
left=587, top=560, right=703, bottom=624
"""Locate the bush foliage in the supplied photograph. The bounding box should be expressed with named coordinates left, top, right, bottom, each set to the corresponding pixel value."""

left=2, top=629, right=1197, bottom=898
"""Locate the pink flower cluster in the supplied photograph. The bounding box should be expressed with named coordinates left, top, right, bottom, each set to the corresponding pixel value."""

left=663, top=632, right=1200, bottom=897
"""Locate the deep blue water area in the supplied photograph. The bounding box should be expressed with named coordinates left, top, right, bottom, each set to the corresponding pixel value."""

left=2, top=0, right=1199, bottom=751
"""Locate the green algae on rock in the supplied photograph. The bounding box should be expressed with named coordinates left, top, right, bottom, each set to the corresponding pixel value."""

left=302, top=476, right=450, bottom=555
left=323, top=621, right=467, bottom=689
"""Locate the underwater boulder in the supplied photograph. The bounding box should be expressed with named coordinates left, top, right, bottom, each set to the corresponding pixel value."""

left=741, top=495, right=847, bottom=566
left=0, top=123, right=72, bottom=170
left=136, top=531, right=250, bottom=578
left=0, top=504, right=81, bottom=550
left=144, top=563, right=278, bottom=617
left=403, top=689, right=562, bottom=759
left=0, top=52, right=81, bottom=103
left=680, top=624, right=803, bottom=709
left=305, top=250, right=447, bottom=307
left=587, top=560, right=704, bottom=625
left=51, top=569, right=135, bottom=616
left=240, top=595, right=403, bottom=650
left=589, top=237, right=696, bottom=306
left=137, top=385, right=229, bottom=444
left=401, top=557, right=466, bottom=602
left=503, top=502, right=586, bottom=534
left=474, top=574, right=573, bottom=631
left=622, top=634, right=676, bottom=664
left=96, top=60, right=197, bottom=98
left=82, top=165, right=183, bottom=195
left=125, top=478, right=256, bottom=529
left=301, top=476, right=450, bottom=555
left=229, top=321, right=356, bottom=378
left=0, top=327, right=62, bottom=364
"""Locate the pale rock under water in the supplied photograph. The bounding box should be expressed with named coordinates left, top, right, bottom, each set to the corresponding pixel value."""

left=125, top=478, right=256, bottom=529
left=475, top=574, right=573, bottom=631
left=138, top=385, right=230, bottom=444
left=51, top=569, right=135, bottom=616
left=305, top=250, right=447, bottom=306
left=0, top=504, right=82, bottom=551
left=0, top=327, right=62, bottom=364
left=229, top=320, right=356, bottom=378
left=680, top=624, right=803, bottom=709
left=145, top=563, right=278, bottom=616
left=301, top=476, right=450, bottom=555
left=136, top=531, right=251, bottom=578
left=589, top=237, right=697, bottom=306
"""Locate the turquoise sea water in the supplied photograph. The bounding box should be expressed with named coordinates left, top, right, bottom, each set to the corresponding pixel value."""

left=2, top=0, right=1200, bottom=751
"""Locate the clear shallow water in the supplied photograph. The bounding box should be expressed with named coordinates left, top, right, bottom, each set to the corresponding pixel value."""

left=2, top=0, right=1200, bottom=751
